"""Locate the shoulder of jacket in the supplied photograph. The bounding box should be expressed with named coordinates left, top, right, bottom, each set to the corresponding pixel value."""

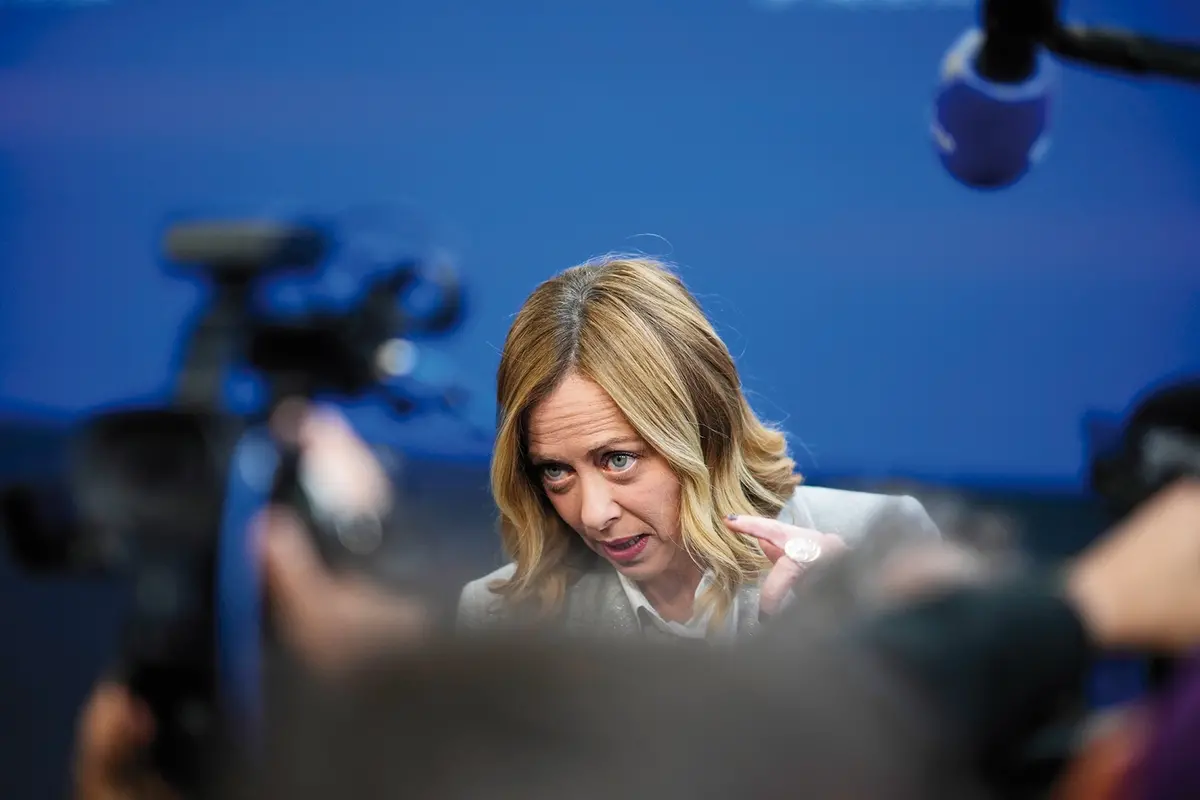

left=460, top=562, right=517, bottom=600
left=784, top=485, right=939, bottom=542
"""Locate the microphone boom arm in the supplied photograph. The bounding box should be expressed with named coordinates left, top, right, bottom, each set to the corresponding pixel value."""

left=1046, top=24, right=1200, bottom=83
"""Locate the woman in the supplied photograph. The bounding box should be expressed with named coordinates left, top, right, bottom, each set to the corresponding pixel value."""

left=458, top=255, right=940, bottom=639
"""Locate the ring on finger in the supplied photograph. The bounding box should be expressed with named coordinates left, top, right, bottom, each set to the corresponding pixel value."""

left=784, top=537, right=822, bottom=565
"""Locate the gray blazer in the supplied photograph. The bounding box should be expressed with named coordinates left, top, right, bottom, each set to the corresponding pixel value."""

left=456, top=485, right=939, bottom=638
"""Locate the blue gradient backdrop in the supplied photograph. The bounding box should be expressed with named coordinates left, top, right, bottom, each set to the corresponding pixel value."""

left=1, top=0, right=1198, bottom=488
left=1, top=3, right=1198, bottom=794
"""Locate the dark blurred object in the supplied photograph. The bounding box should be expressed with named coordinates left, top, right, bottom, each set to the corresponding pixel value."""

left=1088, top=378, right=1200, bottom=521
left=1050, top=655, right=1200, bottom=800
left=164, top=221, right=328, bottom=279
left=0, top=217, right=468, bottom=796
left=1088, top=377, right=1200, bottom=693
left=1036, top=377, right=1200, bottom=800
left=1133, top=652, right=1200, bottom=800
left=224, top=633, right=956, bottom=800
left=1051, top=708, right=1147, bottom=800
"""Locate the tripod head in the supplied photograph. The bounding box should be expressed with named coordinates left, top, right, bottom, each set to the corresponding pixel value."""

left=0, top=216, right=469, bottom=793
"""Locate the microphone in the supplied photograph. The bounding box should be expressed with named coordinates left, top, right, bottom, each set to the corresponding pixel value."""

left=931, top=0, right=1060, bottom=190
left=933, top=0, right=1200, bottom=191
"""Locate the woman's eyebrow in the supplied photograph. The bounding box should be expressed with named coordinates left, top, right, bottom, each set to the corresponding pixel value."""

left=527, top=436, right=642, bottom=465
left=586, top=437, right=641, bottom=456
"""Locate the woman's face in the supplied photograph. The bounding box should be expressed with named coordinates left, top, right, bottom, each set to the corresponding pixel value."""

left=526, top=372, right=685, bottom=582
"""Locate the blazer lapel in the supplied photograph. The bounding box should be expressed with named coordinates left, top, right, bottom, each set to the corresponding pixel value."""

left=736, top=582, right=763, bottom=637
left=564, top=568, right=640, bottom=639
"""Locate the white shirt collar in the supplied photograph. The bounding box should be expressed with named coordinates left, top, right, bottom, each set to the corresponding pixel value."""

left=611, top=492, right=810, bottom=640
left=615, top=569, right=739, bottom=642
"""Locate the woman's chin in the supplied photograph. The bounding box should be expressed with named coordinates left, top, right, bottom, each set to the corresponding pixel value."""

left=604, top=541, right=668, bottom=580
left=607, top=556, right=644, bottom=572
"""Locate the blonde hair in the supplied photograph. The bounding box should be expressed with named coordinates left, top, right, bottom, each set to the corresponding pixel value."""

left=490, top=256, right=800, bottom=624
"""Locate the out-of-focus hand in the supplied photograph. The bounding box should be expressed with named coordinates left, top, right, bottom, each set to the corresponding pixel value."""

left=73, top=683, right=178, bottom=800
left=1066, top=479, right=1200, bottom=653
left=73, top=404, right=429, bottom=798
left=1051, top=705, right=1151, bottom=800
left=269, top=399, right=394, bottom=526
left=722, top=515, right=849, bottom=616
left=873, top=540, right=991, bottom=601
left=259, top=401, right=433, bottom=673
left=258, top=507, right=432, bottom=673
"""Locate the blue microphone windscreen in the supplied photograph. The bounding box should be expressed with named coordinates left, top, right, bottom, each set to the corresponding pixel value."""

left=932, top=29, right=1058, bottom=190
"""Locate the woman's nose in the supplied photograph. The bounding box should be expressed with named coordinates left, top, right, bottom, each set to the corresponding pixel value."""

left=578, top=474, right=620, bottom=532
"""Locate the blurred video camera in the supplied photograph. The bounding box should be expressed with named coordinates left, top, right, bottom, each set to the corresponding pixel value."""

left=0, top=218, right=467, bottom=793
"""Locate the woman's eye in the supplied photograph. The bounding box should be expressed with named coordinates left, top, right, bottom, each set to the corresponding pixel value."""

left=605, top=453, right=636, bottom=471
left=542, top=465, right=567, bottom=481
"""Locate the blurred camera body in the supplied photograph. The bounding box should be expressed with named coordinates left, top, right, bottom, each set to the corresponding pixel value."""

left=1, top=218, right=467, bottom=792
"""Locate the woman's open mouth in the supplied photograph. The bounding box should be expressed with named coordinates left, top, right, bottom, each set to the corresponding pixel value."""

left=600, top=534, right=650, bottom=563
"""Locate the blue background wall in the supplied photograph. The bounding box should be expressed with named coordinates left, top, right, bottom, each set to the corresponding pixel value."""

left=0, top=0, right=1198, bottom=795
left=2, top=0, right=1198, bottom=488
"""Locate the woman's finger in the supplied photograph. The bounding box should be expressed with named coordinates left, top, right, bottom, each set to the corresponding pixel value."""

left=724, top=515, right=822, bottom=560
left=759, top=557, right=804, bottom=617
left=723, top=514, right=812, bottom=548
